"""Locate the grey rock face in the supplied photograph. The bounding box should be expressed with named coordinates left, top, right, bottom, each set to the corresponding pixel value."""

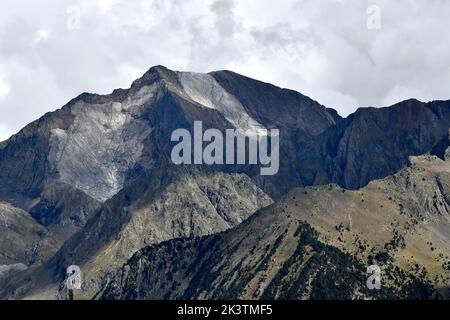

left=60, top=170, right=272, bottom=297
left=0, top=202, right=57, bottom=265
left=48, top=86, right=156, bottom=202
left=270, top=99, right=450, bottom=198
left=0, top=263, right=27, bottom=281
left=178, top=72, right=266, bottom=135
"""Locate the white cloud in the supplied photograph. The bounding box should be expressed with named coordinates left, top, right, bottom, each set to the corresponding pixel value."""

left=32, top=27, right=51, bottom=45
left=0, top=76, right=10, bottom=99
left=0, top=0, right=450, bottom=141
left=0, top=123, right=10, bottom=142
left=382, top=84, right=423, bottom=107
left=96, top=0, right=121, bottom=14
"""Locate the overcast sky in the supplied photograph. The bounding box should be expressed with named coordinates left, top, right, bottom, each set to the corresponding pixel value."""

left=1, top=0, right=449, bottom=141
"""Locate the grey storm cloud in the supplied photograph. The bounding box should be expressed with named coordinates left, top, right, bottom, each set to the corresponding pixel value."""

left=1, top=0, right=450, bottom=141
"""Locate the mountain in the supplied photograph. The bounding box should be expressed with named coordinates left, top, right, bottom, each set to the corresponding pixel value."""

left=0, top=66, right=338, bottom=298
left=98, top=149, right=450, bottom=300
left=0, top=65, right=448, bottom=299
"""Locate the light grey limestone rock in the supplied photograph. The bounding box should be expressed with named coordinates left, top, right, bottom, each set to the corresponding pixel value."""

left=48, top=85, right=158, bottom=202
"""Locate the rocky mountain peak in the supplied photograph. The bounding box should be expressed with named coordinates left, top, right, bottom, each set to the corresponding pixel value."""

left=130, top=65, right=181, bottom=91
